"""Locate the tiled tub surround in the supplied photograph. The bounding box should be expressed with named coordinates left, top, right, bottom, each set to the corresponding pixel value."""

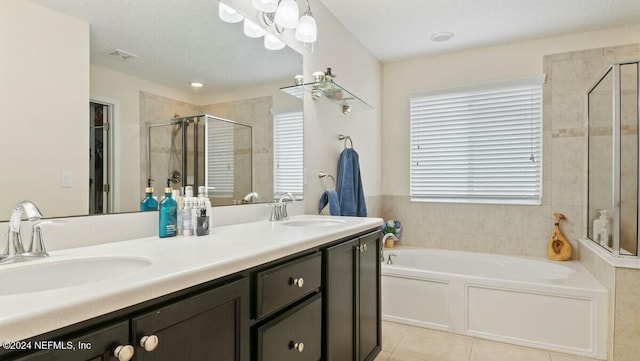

left=381, top=247, right=608, bottom=359
left=0, top=214, right=381, bottom=341
left=580, top=240, right=640, bottom=361
left=381, top=44, right=640, bottom=361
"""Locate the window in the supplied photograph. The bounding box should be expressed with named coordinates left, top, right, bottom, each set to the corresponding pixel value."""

left=206, top=120, right=234, bottom=198
left=410, top=77, right=543, bottom=204
left=273, top=111, right=304, bottom=199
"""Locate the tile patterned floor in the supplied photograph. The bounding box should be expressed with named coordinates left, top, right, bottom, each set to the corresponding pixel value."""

left=375, top=321, right=601, bottom=361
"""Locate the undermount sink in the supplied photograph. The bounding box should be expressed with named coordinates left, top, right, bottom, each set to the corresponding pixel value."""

left=0, top=256, right=153, bottom=295
left=282, top=218, right=348, bottom=227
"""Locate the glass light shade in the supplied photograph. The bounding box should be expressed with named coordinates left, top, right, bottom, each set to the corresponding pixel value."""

left=264, top=33, right=286, bottom=50
left=218, top=2, right=244, bottom=23
left=294, top=12, right=317, bottom=43
left=274, top=0, right=299, bottom=29
left=251, top=0, right=278, bottom=13
left=243, top=18, right=266, bottom=38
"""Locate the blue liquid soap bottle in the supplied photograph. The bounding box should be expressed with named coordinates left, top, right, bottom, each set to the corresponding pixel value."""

left=140, top=178, right=158, bottom=211
left=159, top=179, right=177, bottom=238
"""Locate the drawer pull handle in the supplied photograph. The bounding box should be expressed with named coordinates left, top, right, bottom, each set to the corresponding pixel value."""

left=291, top=277, right=305, bottom=287
left=114, top=345, right=135, bottom=361
left=140, top=334, right=159, bottom=352
left=290, top=341, right=305, bottom=352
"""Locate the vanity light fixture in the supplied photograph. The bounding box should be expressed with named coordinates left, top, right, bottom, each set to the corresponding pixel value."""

left=273, top=0, right=299, bottom=29
left=219, top=2, right=244, bottom=23
left=264, top=33, right=286, bottom=50
left=190, top=82, right=204, bottom=88
left=244, top=18, right=267, bottom=38
left=218, top=0, right=318, bottom=50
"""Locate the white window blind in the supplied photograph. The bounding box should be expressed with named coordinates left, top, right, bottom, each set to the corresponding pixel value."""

left=274, top=111, right=303, bottom=199
left=205, top=121, right=234, bottom=198
left=410, top=78, right=543, bottom=204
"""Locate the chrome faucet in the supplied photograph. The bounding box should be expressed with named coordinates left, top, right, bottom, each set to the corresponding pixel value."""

left=2, top=201, right=43, bottom=263
left=270, top=192, right=297, bottom=221
left=242, top=191, right=262, bottom=204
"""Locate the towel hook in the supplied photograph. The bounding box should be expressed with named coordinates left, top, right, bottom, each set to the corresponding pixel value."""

left=318, top=171, right=336, bottom=191
left=338, top=134, right=353, bottom=149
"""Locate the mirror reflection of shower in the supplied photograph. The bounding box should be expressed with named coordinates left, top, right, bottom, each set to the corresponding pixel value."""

left=146, top=114, right=252, bottom=206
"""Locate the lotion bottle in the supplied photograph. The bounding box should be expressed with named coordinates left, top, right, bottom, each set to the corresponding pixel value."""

left=159, top=179, right=177, bottom=238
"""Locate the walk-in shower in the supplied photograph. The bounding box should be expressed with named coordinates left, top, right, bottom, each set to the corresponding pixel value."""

left=146, top=114, right=252, bottom=205
left=587, top=60, right=640, bottom=257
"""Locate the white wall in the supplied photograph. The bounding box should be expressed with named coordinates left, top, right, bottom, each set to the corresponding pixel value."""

left=295, top=0, right=383, bottom=215
left=381, top=24, right=640, bottom=256
left=382, top=24, right=640, bottom=196
left=90, top=65, right=200, bottom=212
left=0, top=0, right=89, bottom=218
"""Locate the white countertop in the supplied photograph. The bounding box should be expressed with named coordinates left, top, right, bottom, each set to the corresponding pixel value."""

left=0, top=215, right=382, bottom=341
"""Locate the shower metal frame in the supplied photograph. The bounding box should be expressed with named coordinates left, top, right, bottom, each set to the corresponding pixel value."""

left=146, top=114, right=252, bottom=197
left=587, top=59, right=640, bottom=258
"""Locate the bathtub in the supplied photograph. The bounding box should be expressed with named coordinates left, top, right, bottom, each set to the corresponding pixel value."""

left=381, top=247, right=608, bottom=359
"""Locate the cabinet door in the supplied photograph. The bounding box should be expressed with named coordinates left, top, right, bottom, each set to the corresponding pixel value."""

left=257, top=294, right=322, bottom=361
left=358, top=232, right=381, bottom=361
left=324, top=238, right=357, bottom=361
left=7, top=321, right=130, bottom=361
left=132, top=277, right=249, bottom=361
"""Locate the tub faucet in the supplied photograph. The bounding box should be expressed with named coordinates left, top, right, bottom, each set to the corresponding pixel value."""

left=386, top=254, right=397, bottom=265
left=2, top=201, right=43, bottom=263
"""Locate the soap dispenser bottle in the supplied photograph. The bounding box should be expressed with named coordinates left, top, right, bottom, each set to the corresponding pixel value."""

left=140, top=179, right=158, bottom=211
left=159, top=179, right=177, bottom=238
left=593, top=209, right=611, bottom=247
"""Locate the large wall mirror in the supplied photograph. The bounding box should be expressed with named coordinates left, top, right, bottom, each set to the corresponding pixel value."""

left=1, top=0, right=303, bottom=221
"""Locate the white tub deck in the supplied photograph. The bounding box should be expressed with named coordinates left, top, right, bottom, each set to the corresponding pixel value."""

left=381, top=246, right=608, bottom=360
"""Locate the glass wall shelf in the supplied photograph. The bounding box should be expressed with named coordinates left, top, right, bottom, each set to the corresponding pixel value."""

left=281, top=81, right=373, bottom=112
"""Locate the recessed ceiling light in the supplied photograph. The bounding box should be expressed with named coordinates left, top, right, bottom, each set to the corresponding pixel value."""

left=190, top=82, right=204, bottom=88
left=430, top=32, right=454, bottom=42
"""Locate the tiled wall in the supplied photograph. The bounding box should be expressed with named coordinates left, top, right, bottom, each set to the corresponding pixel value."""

left=139, top=91, right=273, bottom=204
left=382, top=43, right=640, bottom=261
left=613, top=267, right=640, bottom=361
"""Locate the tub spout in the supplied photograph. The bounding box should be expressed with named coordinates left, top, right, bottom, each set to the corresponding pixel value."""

left=381, top=233, right=398, bottom=262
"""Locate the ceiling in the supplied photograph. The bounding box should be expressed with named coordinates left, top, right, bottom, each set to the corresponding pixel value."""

left=318, top=0, right=640, bottom=63
left=29, top=0, right=301, bottom=95
left=27, top=0, right=640, bottom=92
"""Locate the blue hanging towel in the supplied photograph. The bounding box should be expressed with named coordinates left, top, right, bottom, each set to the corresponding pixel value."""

left=319, top=190, right=340, bottom=215
left=336, top=148, right=367, bottom=217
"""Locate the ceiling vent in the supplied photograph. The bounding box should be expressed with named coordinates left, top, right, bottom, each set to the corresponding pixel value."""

left=104, top=48, right=139, bottom=61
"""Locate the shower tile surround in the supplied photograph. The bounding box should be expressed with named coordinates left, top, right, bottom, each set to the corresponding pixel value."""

left=139, top=91, right=273, bottom=204
left=381, top=44, right=640, bottom=361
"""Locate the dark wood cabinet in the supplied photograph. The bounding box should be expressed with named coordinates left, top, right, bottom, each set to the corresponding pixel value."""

left=257, top=294, right=322, bottom=361
left=255, top=253, right=321, bottom=319
left=4, top=227, right=380, bottom=361
left=132, top=277, right=249, bottom=361
left=8, top=321, right=130, bottom=361
left=324, top=231, right=381, bottom=361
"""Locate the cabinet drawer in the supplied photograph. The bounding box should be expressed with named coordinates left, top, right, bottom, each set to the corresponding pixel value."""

left=257, top=294, right=322, bottom=361
left=256, top=252, right=321, bottom=318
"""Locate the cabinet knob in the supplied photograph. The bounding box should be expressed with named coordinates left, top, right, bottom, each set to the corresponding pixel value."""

left=290, top=341, right=305, bottom=352
left=114, top=345, right=135, bottom=361
left=140, top=334, right=159, bottom=352
left=291, top=277, right=304, bottom=287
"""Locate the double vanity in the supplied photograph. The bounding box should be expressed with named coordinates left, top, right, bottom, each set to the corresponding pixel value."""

left=0, top=215, right=383, bottom=361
